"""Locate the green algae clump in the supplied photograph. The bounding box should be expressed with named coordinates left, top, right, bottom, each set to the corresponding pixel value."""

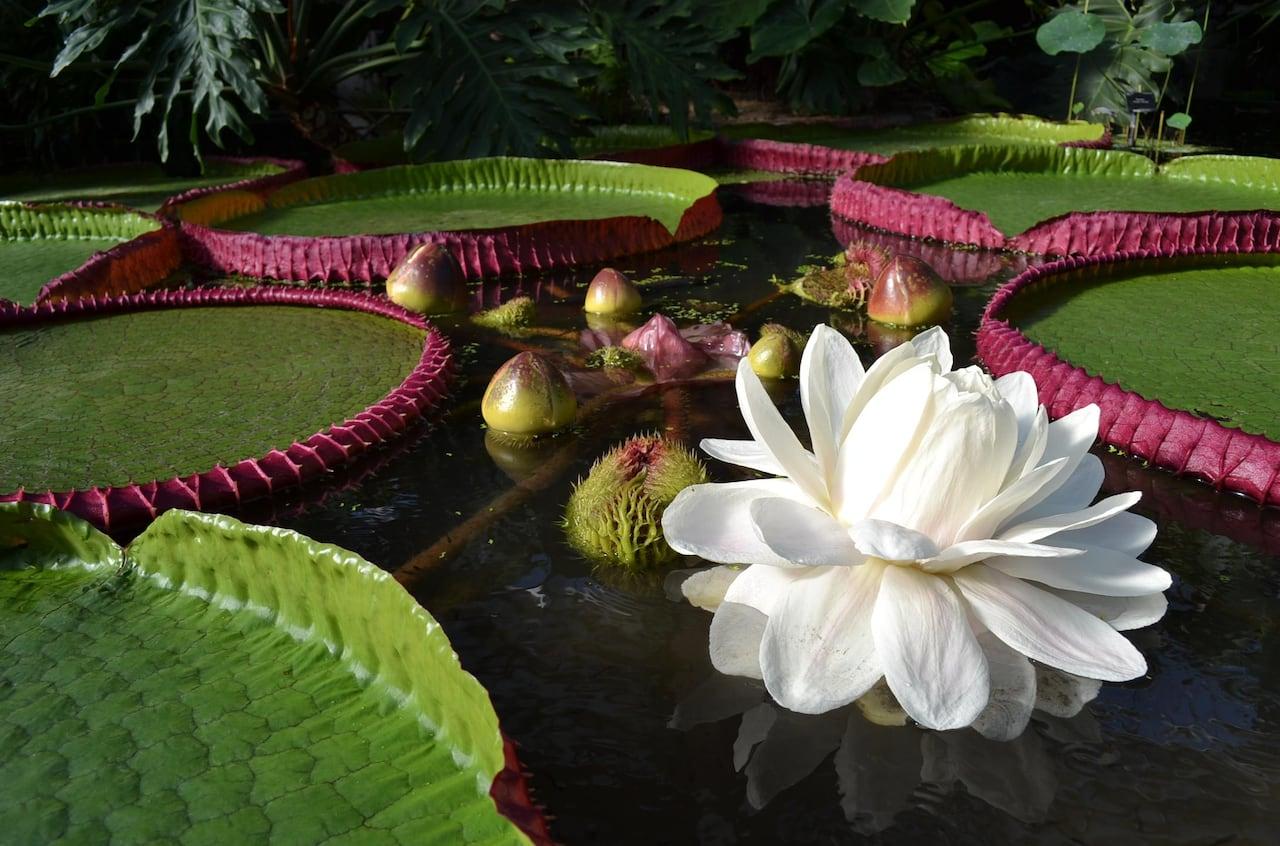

left=471, top=296, right=535, bottom=331
left=564, top=435, right=707, bottom=571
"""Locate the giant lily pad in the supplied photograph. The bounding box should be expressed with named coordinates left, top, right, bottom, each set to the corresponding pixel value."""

left=0, top=288, right=452, bottom=530
left=0, top=503, right=534, bottom=844
left=978, top=250, right=1280, bottom=506
left=721, top=114, right=1109, bottom=156
left=571, top=125, right=717, bottom=168
left=831, top=146, right=1280, bottom=253
left=173, top=158, right=722, bottom=283
left=0, top=157, right=303, bottom=213
left=0, top=203, right=162, bottom=305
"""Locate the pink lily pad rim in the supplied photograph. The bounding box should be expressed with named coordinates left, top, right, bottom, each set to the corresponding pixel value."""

left=829, top=147, right=1280, bottom=256
left=976, top=241, right=1280, bottom=507
left=154, top=154, right=307, bottom=214
left=0, top=286, right=454, bottom=532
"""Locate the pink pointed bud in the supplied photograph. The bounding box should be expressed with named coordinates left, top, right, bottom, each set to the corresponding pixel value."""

left=385, top=243, right=466, bottom=315
left=584, top=268, right=642, bottom=316
left=621, top=314, right=708, bottom=380
left=867, top=255, right=953, bottom=328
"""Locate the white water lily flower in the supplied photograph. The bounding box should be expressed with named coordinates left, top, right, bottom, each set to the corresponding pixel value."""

left=662, top=325, right=1170, bottom=731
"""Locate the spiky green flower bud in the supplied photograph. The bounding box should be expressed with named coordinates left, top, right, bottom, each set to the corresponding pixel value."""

left=564, top=435, right=707, bottom=571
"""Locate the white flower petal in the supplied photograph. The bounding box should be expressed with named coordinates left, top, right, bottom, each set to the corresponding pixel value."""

left=1033, top=665, right=1101, bottom=718
left=995, top=371, right=1038, bottom=441
left=736, top=358, right=831, bottom=506
left=750, top=497, right=865, bottom=567
left=872, top=566, right=990, bottom=730
left=724, top=561, right=802, bottom=616
left=700, top=438, right=789, bottom=476
left=910, top=325, right=953, bottom=374
left=1045, top=588, right=1169, bottom=631
left=837, top=342, right=928, bottom=443
left=833, top=363, right=936, bottom=524
left=956, top=456, right=1069, bottom=543
left=851, top=518, right=940, bottom=562
left=1000, top=492, right=1142, bottom=544
left=760, top=564, right=885, bottom=714
left=970, top=631, right=1036, bottom=742
left=680, top=565, right=741, bottom=612
left=946, top=365, right=997, bottom=395
left=954, top=564, right=1148, bottom=681
left=986, top=545, right=1171, bottom=597
left=663, top=479, right=808, bottom=567
left=800, top=325, right=864, bottom=480
left=709, top=602, right=768, bottom=679
left=1011, top=405, right=1100, bottom=519
left=1046, top=511, right=1157, bottom=558
left=921, top=539, right=1082, bottom=575
left=871, top=383, right=1018, bottom=545
left=1005, top=407, right=1050, bottom=486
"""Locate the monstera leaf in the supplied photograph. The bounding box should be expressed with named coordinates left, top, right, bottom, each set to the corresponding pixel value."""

left=0, top=504, right=531, bottom=844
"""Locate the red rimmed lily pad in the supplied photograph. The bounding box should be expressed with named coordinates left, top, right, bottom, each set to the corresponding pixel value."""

left=831, top=146, right=1280, bottom=254
left=977, top=247, right=1280, bottom=506
left=0, top=157, right=304, bottom=214
left=0, top=287, right=453, bottom=531
left=171, top=157, right=722, bottom=283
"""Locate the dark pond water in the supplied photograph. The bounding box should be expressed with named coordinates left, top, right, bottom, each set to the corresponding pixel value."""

left=261, top=193, right=1280, bottom=844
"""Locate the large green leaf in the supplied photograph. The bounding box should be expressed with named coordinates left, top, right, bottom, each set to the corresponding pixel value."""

left=1137, top=20, right=1202, bottom=55
left=40, top=0, right=282, bottom=160
left=1005, top=254, right=1280, bottom=441
left=850, top=0, right=915, bottom=25
left=854, top=146, right=1280, bottom=236
left=0, top=305, right=424, bottom=492
left=748, top=0, right=847, bottom=60
left=0, top=504, right=529, bottom=844
left=0, top=202, right=159, bottom=304
left=1035, top=10, right=1107, bottom=55
left=220, top=157, right=718, bottom=237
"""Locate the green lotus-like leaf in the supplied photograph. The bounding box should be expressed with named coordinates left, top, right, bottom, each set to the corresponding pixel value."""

left=218, top=158, right=717, bottom=238
left=0, top=203, right=160, bottom=304
left=0, top=504, right=529, bottom=844
left=1004, top=253, right=1280, bottom=441
left=0, top=161, right=289, bottom=212
left=1137, top=20, right=1202, bottom=56
left=1165, top=112, right=1192, bottom=131
left=1036, top=10, right=1107, bottom=55
left=855, top=146, right=1280, bottom=236
left=721, top=113, right=1109, bottom=154
left=0, top=301, right=425, bottom=494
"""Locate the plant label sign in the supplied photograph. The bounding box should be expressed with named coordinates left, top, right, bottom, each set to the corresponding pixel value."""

left=1127, top=92, right=1157, bottom=114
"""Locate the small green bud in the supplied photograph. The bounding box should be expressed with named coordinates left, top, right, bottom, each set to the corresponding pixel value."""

left=583, top=268, right=643, bottom=315
left=748, top=328, right=801, bottom=379
left=385, top=243, right=467, bottom=315
left=867, top=256, right=953, bottom=328
left=481, top=352, right=577, bottom=437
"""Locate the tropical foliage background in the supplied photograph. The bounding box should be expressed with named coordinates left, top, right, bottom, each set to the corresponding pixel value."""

left=2, top=0, right=1276, bottom=167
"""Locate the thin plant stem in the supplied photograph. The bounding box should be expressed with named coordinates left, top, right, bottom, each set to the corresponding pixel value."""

left=1180, top=0, right=1213, bottom=145
left=1066, top=0, right=1091, bottom=122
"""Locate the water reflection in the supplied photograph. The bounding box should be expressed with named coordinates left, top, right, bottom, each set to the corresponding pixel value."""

left=672, top=672, right=1097, bottom=833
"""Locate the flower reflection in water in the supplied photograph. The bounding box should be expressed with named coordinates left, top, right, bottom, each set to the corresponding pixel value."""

left=671, top=670, right=1104, bottom=833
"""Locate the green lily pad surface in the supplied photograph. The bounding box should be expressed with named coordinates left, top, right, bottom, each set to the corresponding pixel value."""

left=0, top=504, right=528, bottom=844
left=0, top=305, right=424, bottom=493
left=0, top=161, right=289, bottom=212
left=220, top=158, right=715, bottom=237
left=0, top=204, right=160, bottom=304
left=720, top=114, right=1107, bottom=154
left=859, top=147, right=1280, bottom=236
left=1004, top=254, right=1280, bottom=440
